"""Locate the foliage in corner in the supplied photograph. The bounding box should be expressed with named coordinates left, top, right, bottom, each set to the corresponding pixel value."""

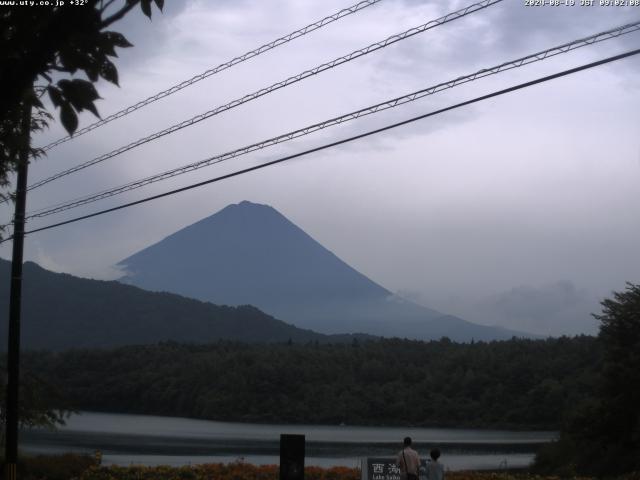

left=0, top=0, right=163, bottom=423
left=533, top=282, right=640, bottom=477
left=0, top=0, right=164, bottom=207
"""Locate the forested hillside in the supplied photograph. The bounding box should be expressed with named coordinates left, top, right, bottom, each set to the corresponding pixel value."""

left=23, top=336, right=600, bottom=429
left=0, top=260, right=365, bottom=349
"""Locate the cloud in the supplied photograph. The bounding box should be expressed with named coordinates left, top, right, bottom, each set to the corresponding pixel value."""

left=1, top=0, right=638, bottom=337
left=480, top=281, right=601, bottom=336
left=32, top=242, right=66, bottom=274
left=404, top=281, right=602, bottom=337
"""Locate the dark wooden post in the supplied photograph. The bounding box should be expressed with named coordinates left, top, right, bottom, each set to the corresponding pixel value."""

left=280, top=434, right=305, bottom=480
left=4, top=101, right=32, bottom=480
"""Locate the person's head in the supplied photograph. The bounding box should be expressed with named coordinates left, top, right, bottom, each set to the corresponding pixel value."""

left=430, top=448, right=441, bottom=461
left=403, top=437, right=412, bottom=447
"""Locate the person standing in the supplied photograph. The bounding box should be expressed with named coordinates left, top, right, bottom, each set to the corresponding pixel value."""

left=425, top=448, right=445, bottom=480
left=397, top=437, right=420, bottom=480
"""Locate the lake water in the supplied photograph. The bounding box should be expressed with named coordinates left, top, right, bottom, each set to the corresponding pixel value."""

left=21, top=412, right=555, bottom=470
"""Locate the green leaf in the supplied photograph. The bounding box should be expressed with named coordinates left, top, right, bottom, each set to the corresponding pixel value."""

left=59, top=79, right=101, bottom=118
left=67, top=79, right=100, bottom=101
left=58, top=48, right=79, bottom=74
left=85, top=65, right=99, bottom=82
left=83, top=101, right=99, bottom=118
left=153, top=0, right=164, bottom=11
left=100, top=59, right=119, bottom=86
left=102, top=31, right=133, bottom=49
left=57, top=79, right=71, bottom=89
left=60, top=102, right=78, bottom=135
left=47, top=86, right=63, bottom=108
left=99, top=34, right=117, bottom=57
left=141, top=0, right=152, bottom=18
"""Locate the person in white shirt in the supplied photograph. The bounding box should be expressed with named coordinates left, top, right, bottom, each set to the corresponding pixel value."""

left=425, top=448, right=445, bottom=480
left=397, top=437, right=420, bottom=480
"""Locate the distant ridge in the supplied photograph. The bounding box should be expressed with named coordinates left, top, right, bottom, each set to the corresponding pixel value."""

left=119, top=201, right=532, bottom=341
left=0, top=259, right=367, bottom=351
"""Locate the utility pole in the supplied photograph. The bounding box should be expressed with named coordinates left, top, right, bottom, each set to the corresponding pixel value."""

left=4, top=100, right=32, bottom=480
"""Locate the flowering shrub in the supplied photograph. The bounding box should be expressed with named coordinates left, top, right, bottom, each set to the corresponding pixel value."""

left=75, top=462, right=361, bottom=480
left=19, top=458, right=639, bottom=480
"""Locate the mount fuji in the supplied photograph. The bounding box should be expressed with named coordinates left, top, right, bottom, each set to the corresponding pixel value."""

left=118, top=201, right=530, bottom=341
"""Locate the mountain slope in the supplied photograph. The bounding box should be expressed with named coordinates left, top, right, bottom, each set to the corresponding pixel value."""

left=0, top=259, right=353, bottom=351
left=119, top=201, right=530, bottom=341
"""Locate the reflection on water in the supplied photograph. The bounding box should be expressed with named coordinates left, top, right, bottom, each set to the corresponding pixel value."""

left=21, top=412, right=555, bottom=470
left=43, top=412, right=554, bottom=443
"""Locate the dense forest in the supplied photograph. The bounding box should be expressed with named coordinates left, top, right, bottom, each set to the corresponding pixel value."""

left=22, top=336, right=600, bottom=430
left=533, top=284, right=640, bottom=476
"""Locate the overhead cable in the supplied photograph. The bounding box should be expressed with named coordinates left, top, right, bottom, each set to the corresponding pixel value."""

left=27, top=0, right=503, bottom=192
left=39, top=0, right=385, bottom=152
left=25, top=21, right=640, bottom=219
left=9, top=47, right=637, bottom=241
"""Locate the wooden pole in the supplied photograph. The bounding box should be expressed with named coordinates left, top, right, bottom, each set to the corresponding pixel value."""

left=4, top=101, right=32, bottom=480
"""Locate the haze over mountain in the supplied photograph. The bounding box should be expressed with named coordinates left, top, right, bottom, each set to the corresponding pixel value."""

left=119, top=201, right=531, bottom=341
left=0, top=259, right=360, bottom=351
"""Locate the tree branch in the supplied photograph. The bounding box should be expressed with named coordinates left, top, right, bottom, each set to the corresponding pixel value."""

left=100, top=0, right=118, bottom=13
left=101, top=2, right=137, bottom=28
left=46, top=64, right=73, bottom=73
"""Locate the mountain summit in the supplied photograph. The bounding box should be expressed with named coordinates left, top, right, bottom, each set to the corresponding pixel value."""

left=119, top=201, right=527, bottom=341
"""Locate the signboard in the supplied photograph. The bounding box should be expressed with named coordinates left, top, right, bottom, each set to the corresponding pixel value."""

left=362, top=457, right=428, bottom=480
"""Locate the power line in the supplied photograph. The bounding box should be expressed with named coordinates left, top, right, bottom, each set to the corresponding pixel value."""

left=24, top=20, right=640, bottom=220
left=11, top=48, right=638, bottom=241
left=26, top=0, right=503, bottom=192
left=38, top=0, right=385, bottom=152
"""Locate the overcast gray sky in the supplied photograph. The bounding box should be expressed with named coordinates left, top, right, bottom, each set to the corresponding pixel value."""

left=2, top=0, right=639, bottom=336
